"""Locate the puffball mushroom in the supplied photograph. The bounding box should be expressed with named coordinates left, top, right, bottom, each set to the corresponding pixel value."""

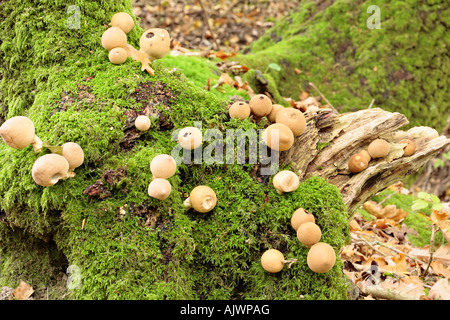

left=148, top=178, right=172, bottom=200
left=291, top=208, right=315, bottom=231
left=229, top=101, right=251, bottom=120
left=262, top=123, right=294, bottom=152
left=31, top=154, right=70, bottom=187
left=267, top=104, right=284, bottom=123
left=110, top=12, right=134, bottom=34
left=307, top=242, right=336, bottom=273
left=108, top=47, right=128, bottom=64
left=400, top=139, right=416, bottom=156
left=272, top=170, right=299, bottom=194
left=150, top=154, right=177, bottom=179
left=275, top=107, right=306, bottom=136
left=184, top=185, right=217, bottom=213
left=62, top=142, right=84, bottom=172
left=368, top=138, right=390, bottom=159
left=358, top=149, right=371, bottom=163
left=101, top=27, right=127, bottom=51
left=135, top=115, right=151, bottom=131
left=139, top=28, right=171, bottom=61
left=296, top=222, right=322, bottom=247
left=348, top=153, right=369, bottom=173
left=260, top=249, right=285, bottom=273
left=0, top=116, right=43, bottom=152
left=178, top=126, right=203, bottom=150
left=249, top=94, right=272, bottom=117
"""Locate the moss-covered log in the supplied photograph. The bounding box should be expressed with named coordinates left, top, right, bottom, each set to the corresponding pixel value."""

left=0, top=0, right=353, bottom=300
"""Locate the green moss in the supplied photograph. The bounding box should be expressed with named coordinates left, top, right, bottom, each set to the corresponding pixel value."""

left=237, top=0, right=449, bottom=132
left=0, top=0, right=351, bottom=300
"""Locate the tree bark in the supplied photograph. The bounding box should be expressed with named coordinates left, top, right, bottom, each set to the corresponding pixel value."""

left=280, top=107, right=450, bottom=216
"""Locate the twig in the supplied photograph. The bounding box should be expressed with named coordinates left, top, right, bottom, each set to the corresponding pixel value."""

left=422, top=224, right=436, bottom=277
left=198, top=0, right=220, bottom=51
left=366, top=285, right=418, bottom=300
left=368, top=98, right=375, bottom=109
left=308, top=82, right=337, bottom=113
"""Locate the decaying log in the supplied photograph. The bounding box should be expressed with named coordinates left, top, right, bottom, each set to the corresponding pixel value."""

left=412, top=115, right=450, bottom=200
left=280, top=107, right=450, bottom=216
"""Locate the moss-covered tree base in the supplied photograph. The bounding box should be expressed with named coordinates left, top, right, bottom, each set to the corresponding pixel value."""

left=0, top=0, right=352, bottom=299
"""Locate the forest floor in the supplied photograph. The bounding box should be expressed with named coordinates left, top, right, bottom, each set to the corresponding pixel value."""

left=1, top=0, right=448, bottom=300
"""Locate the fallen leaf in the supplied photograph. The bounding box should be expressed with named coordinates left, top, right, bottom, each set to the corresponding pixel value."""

left=13, top=280, right=34, bottom=300
left=431, top=260, right=450, bottom=278
left=428, top=278, right=450, bottom=300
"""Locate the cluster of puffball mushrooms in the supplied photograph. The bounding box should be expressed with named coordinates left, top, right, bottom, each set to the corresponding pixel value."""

left=101, top=12, right=171, bottom=75
left=0, top=116, right=84, bottom=187
left=148, top=125, right=217, bottom=214
left=261, top=208, right=336, bottom=274
left=228, top=95, right=336, bottom=274
left=348, top=137, right=416, bottom=174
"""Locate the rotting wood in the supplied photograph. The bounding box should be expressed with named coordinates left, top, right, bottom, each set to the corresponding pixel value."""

left=280, top=107, right=450, bottom=217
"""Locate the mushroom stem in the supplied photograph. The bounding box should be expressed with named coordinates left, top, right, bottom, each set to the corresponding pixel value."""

left=31, top=135, right=43, bottom=153
left=282, top=258, right=298, bottom=269
left=124, top=44, right=155, bottom=75
left=183, top=197, right=192, bottom=209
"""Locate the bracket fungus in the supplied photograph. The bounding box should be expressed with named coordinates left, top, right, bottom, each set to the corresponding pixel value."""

left=262, top=123, right=294, bottom=152
left=296, top=222, right=322, bottom=247
left=291, top=208, right=315, bottom=231
left=272, top=170, right=300, bottom=194
left=135, top=115, right=151, bottom=132
left=150, top=154, right=177, bottom=179
left=184, top=185, right=217, bottom=213
left=0, top=116, right=43, bottom=152
left=148, top=178, right=172, bottom=200
left=62, top=142, right=84, bottom=176
left=31, top=154, right=70, bottom=187
left=368, top=138, right=390, bottom=159
left=275, top=107, right=306, bottom=136
left=177, top=126, right=203, bottom=150
left=249, top=94, right=272, bottom=118
left=228, top=101, right=251, bottom=120
left=306, top=242, right=336, bottom=273
left=110, top=12, right=134, bottom=34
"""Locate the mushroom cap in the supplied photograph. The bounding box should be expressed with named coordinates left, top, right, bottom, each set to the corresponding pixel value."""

left=275, top=107, right=306, bottom=136
left=272, top=170, right=299, bottom=193
left=101, top=27, right=127, bottom=51
left=229, top=101, right=251, bottom=120
left=267, top=104, right=284, bottom=122
left=62, top=142, right=84, bottom=170
left=150, top=154, right=177, bottom=179
left=32, top=154, right=70, bottom=187
left=139, top=28, right=171, bottom=61
left=135, top=115, right=151, bottom=131
left=148, top=178, right=172, bottom=200
left=291, top=208, right=315, bottom=231
left=249, top=94, right=272, bottom=117
left=307, top=242, right=336, bottom=273
left=262, top=123, right=294, bottom=151
left=108, top=47, right=128, bottom=64
left=400, top=139, right=415, bottom=156
left=358, top=149, right=371, bottom=163
left=110, top=12, right=134, bottom=34
left=348, top=153, right=369, bottom=173
left=0, top=116, right=36, bottom=150
left=261, top=249, right=285, bottom=273
left=189, top=185, right=217, bottom=213
left=296, top=222, right=322, bottom=247
left=368, top=138, right=390, bottom=158
left=177, top=127, right=203, bottom=150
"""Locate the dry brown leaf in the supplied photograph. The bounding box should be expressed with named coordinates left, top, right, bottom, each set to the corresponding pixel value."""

left=431, top=260, right=450, bottom=278
left=13, top=280, right=33, bottom=300
left=428, top=278, right=450, bottom=300
left=431, top=210, right=450, bottom=243
left=363, top=201, right=408, bottom=221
